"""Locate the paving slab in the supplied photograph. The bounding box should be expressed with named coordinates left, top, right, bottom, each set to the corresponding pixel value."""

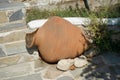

left=57, top=76, right=74, bottom=80
left=9, top=9, right=23, bottom=21
left=5, top=73, right=42, bottom=80
left=0, top=53, right=34, bottom=68
left=0, top=2, right=25, bottom=10
left=3, top=40, right=27, bottom=55
left=9, top=9, right=25, bottom=22
left=0, top=47, right=6, bottom=57
left=0, top=22, right=26, bottom=32
left=81, top=64, right=114, bottom=80
left=70, top=54, right=118, bottom=80
left=0, top=62, right=34, bottom=79
left=88, top=55, right=104, bottom=65
left=0, top=0, right=10, bottom=3
left=109, top=65, right=120, bottom=79
left=0, top=29, right=27, bottom=43
left=36, top=65, right=75, bottom=80
left=34, top=59, right=49, bottom=71
left=70, top=68, right=84, bottom=78
left=0, top=11, right=8, bottom=23
left=0, top=55, right=20, bottom=68
left=101, top=52, right=120, bottom=65
left=56, top=71, right=74, bottom=80
left=43, top=65, right=63, bottom=79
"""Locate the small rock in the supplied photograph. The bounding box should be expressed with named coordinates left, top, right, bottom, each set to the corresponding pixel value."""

left=57, top=55, right=88, bottom=70
left=69, top=65, right=76, bottom=70
left=57, top=59, right=74, bottom=71
left=74, top=56, right=88, bottom=68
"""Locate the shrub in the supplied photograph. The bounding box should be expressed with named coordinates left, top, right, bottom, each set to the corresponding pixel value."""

left=87, top=11, right=120, bottom=53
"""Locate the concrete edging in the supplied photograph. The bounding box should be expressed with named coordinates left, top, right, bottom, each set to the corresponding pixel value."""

left=27, top=17, right=120, bottom=29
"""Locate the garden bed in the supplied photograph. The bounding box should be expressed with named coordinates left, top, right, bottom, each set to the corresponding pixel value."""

left=26, top=4, right=120, bottom=23
left=26, top=5, right=120, bottom=53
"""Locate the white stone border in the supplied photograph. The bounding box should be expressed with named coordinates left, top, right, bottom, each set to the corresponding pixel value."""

left=27, top=17, right=120, bottom=29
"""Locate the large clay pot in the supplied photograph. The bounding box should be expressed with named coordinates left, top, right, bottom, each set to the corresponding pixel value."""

left=26, top=16, right=89, bottom=63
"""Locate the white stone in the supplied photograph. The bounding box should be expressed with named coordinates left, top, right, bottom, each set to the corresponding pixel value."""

left=57, top=59, right=74, bottom=71
left=74, top=56, right=88, bottom=68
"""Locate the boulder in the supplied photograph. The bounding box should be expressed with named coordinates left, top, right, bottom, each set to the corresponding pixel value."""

left=26, top=16, right=89, bottom=63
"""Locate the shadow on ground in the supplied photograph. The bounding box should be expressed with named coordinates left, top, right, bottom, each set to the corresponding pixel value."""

left=80, top=53, right=120, bottom=80
left=26, top=45, right=120, bottom=80
left=26, top=46, right=38, bottom=54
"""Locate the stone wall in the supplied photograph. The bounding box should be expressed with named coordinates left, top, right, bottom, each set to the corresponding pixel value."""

left=88, top=0, right=120, bottom=10
left=11, top=0, right=120, bottom=10
left=0, top=0, right=26, bottom=25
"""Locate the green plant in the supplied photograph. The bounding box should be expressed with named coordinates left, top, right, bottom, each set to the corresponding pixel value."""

left=26, top=8, right=51, bottom=23
left=26, top=3, right=120, bottom=23
left=26, top=7, right=90, bottom=23
left=87, top=11, right=120, bottom=53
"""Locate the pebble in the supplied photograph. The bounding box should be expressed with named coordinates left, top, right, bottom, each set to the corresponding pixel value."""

left=74, top=58, right=88, bottom=67
left=57, top=59, right=74, bottom=71
left=57, top=55, right=88, bottom=71
left=74, top=56, right=88, bottom=68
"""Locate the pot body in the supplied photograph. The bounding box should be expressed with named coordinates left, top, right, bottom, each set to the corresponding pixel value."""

left=27, top=16, right=88, bottom=63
